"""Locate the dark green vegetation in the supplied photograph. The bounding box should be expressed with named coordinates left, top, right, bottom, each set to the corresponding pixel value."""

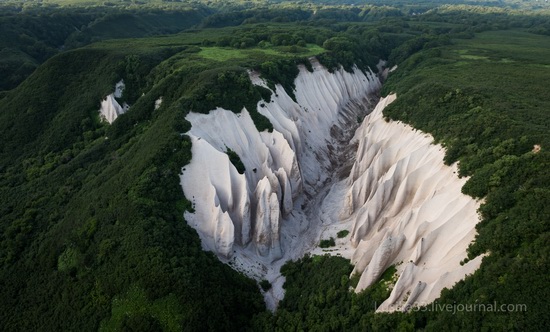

left=1, top=0, right=549, bottom=331
left=319, top=237, right=336, bottom=248
left=226, top=148, right=246, bottom=174
left=259, top=279, right=272, bottom=291
left=337, top=230, right=349, bottom=238
left=0, top=4, right=208, bottom=91
left=252, top=25, right=550, bottom=332
left=251, top=256, right=405, bottom=331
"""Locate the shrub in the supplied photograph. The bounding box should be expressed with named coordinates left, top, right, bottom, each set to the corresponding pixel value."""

left=319, top=237, right=336, bottom=248
left=337, top=230, right=349, bottom=238
left=259, top=279, right=272, bottom=291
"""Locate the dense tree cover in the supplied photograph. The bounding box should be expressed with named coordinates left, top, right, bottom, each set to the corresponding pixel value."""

left=0, top=0, right=463, bottom=92
left=0, top=9, right=96, bottom=90
left=249, top=256, right=409, bottom=331
left=0, top=5, right=208, bottom=91
left=336, top=230, right=349, bottom=238
left=1, top=1, right=549, bottom=331
left=4, top=0, right=547, bottom=92
left=319, top=237, right=336, bottom=248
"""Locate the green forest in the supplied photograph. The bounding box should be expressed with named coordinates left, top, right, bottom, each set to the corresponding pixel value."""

left=0, top=0, right=549, bottom=331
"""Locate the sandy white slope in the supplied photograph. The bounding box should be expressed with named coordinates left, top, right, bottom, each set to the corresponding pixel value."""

left=98, top=80, right=130, bottom=123
left=180, top=61, right=481, bottom=311
left=324, top=95, right=483, bottom=311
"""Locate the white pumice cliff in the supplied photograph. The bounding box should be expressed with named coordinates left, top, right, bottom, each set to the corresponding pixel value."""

left=98, top=80, right=130, bottom=123
left=180, top=60, right=481, bottom=311
left=327, top=95, right=483, bottom=312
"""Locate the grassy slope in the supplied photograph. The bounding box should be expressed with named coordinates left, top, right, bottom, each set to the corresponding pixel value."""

left=199, top=44, right=324, bottom=61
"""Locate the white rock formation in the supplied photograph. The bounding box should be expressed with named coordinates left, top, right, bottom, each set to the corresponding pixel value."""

left=154, top=97, right=163, bottom=110
left=181, top=108, right=301, bottom=261
left=181, top=60, right=381, bottom=308
left=99, top=80, right=130, bottom=123
left=317, top=95, right=483, bottom=312
left=180, top=60, right=481, bottom=311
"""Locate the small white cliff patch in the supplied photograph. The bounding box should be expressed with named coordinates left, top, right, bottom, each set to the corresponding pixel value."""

left=154, top=97, right=163, bottom=110
left=99, top=80, right=130, bottom=124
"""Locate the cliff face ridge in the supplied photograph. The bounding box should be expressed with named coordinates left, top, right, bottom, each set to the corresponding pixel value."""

left=180, top=60, right=480, bottom=310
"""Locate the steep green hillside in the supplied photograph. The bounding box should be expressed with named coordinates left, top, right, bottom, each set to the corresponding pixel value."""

left=0, top=6, right=209, bottom=91
left=0, top=43, right=266, bottom=332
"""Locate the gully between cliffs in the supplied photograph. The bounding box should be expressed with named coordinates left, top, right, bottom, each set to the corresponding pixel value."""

left=180, top=60, right=481, bottom=311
